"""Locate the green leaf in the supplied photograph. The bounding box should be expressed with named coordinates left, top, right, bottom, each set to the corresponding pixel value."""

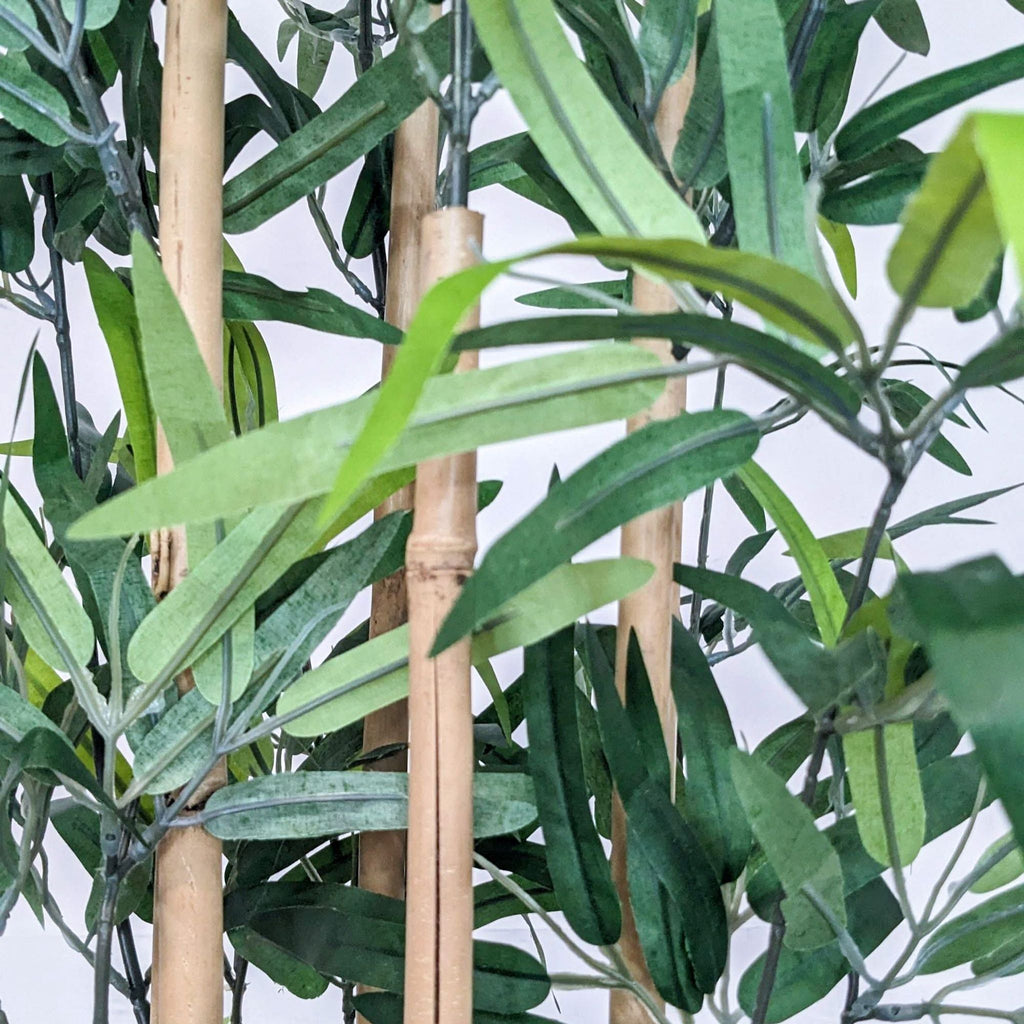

left=222, top=18, right=449, bottom=232
left=0, top=685, right=66, bottom=762
left=899, top=558, right=1024, bottom=849
left=917, top=883, right=1024, bottom=974
left=887, top=120, right=1000, bottom=310
left=671, top=619, right=751, bottom=881
left=638, top=0, right=698, bottom=97
left=523, top=626, right=620, bottom=946
left=843, top=724, right=925, bottom=867
left=820, top=160, right=928, bottom=226
left=715, top=0, right=814, bottom=273
left=296, top=29, right=332, bottom=98
left=955, top=252, right=1003, bottom=323
left=737, top=461, right=848, bottom=646
left=278, top=558, right=653, bottom=738
left=0, top=53, right=72, bottom=146
left=971, top=833, right=1024, bottom=894
left=70, top=343, right=667, bottom=538
left=60, top=0, right=120, bottom=30
left=738, top=878, right=901, bottom=1022
left=514, top=278, right=625, bottom=309
left=200, top=771, right=536, bottom=841
left=126, top=502, right=320, bottom=702
left=958, top=328, right=1024, bottom=390
left=973, top=113, right=1024, bottom=288
left=673, top=17, right=727, bottom=189
left=0, top=1, right=37, bottom=51
left=83, top=250, right=157, bottom=482
left=0, top=175, right=33, bottom=273
left=889, top=484, right=1020, bottom=537
left=435, top=409, right=759, bottom=653
left=466, top=0, right=704, bottom=240
left=461, top=312, right=861, bottom=417
left=836, top=44, right=1024, bottom=162
left=228, top=925, right=329, bottom=1000
left=222, top=270, right=399, bottom=344
left=675, top=564, right=841, bottom=712
left=225, top=883, right=549, bottom=1012
left=873, top=0, right=929, bottom=54
left=731, top=750, right=847, bottom=950
left=817, top=218, right=857, bottom=298
left=2, top=487, right=95, bottom=673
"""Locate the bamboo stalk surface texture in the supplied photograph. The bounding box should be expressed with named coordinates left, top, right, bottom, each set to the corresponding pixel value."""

left=150, top=3, right=228, bottom=1023
left=610, top=66, right=697, bottom=1024
left=403, top=206, right=484, bottom=1024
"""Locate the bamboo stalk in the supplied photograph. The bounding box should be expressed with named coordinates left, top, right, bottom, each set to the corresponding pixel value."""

left=358, top=83, right=440, bottom=915
left=403, top=206, right=483, bottom=1024
left=610, top=66, right=697, bottom=1024
left=150, top=3, right=228, bottom=1023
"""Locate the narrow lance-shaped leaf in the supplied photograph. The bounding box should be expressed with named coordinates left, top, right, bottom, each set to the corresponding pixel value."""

left=83, top=250, right=157, bottom=482
left=843, top=723, right=926, bottom=867
left=887, top=119, right=1000, bottom=310
left=70, top=343, right=667, bottom=538
left=731, top=750, right=847, bottom=950
left=671, top=619, right=751, bottom=881
left=836, top=43, right=1024, bottom=161
left=736, top=461, right=848, bottom=646
left=277, top=558, right=654, bottom=739
left=222, top=17, right=450, bottom=232
left=198, top=771, right=537, bottom=842
left=523, top=627, right=621, bottom=946
left=434, top=409, right=759, bottom=654
left=466, top=0, right=704, bottom=241
left=715, top=0, right=815, bottom=274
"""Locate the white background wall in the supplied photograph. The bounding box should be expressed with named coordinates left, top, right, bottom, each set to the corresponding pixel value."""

left=2, top=1, right=1023, bottom=1020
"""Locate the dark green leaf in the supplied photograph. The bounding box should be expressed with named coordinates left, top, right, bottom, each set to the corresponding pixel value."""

left=0, top=175, right=33, bottom=273
left=918, top=883, right=1024, bottom=974
left=873, top=0, right=929, bottom=54
left=958, top=328, right=1024, bottom=389
left=523, top=627, right=620, bottom=945
left=836, top=44, right=1024, bottom=161
left=436, top=410, right=759, bottom=653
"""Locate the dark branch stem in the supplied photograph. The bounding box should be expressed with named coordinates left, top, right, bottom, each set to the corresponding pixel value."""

left=230, top=953, right=248, bottom=1024
left=445, top=0, right=474, bottom=207
left=41, top=174, right=82, bottom=478
left=116, top=920, right=151, bottom=1024
left=358, top=0, right=388, bottom=308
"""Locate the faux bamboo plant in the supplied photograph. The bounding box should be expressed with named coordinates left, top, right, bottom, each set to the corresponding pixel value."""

left=1, top=2, right=1024, bottom=1024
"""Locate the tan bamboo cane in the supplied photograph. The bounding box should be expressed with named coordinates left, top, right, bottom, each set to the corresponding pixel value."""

left=150, top=3, right=228, bottom=1023
left=610, top=66, right=698, bottom=1024
left=402, top=206, right=483, bottom=1024
left=358, top=84, right=441, bottom=913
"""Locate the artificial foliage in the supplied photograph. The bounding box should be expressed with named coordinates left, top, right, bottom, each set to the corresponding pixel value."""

left=0, top=1, right=1023, bottom=1023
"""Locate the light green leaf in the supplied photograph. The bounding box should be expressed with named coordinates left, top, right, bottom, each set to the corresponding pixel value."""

left=435, top=409, right=759, bottom=653
left=278, top=558, right=653, bottom=737
left=731, top=750, right=847, bottom=950
left=296, top=30, right=332, bottom=99
left=638, top=0, right=698, bottom=97
left=70, top=343, right=666, bottom=537
left=0, top=684, right=66, bottom=761
left=60, top=0, right=120, bottom=29
left=887, top=120, right=1000, bottom=310
left=126, top=502, right=320, bottom=702
left=843, top=724, right=925, bottom=867
left=0, top=1, right=37, bottom=51
left=467, top=0, right=703, bottom=240
left=818, top=217, right=858, bottom=298
left=973, top=113, right=1024, bottom=288
left=971, top=833, right=1024, bottom=894
left=737, top=461, right=847, bottom=647
left=2, top=493, right=95, bottom=673
left=0, top=52, right=72, bottom=146
left=83, top=250, right=157, bottom=482
left=199, top=771, right=536, bottom=840
left=715, top=0, right=814, bottom=274
left=223, top=18, right=449, bottom=232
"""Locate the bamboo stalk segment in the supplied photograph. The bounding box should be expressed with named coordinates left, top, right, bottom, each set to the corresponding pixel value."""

left=610, top=66, right=697, bottom=1024
left=358, top=94, right=441, bottom=910
left=403, top=207, right=483, bottom=1024
left=150, top=3, right=229, bottom=1023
